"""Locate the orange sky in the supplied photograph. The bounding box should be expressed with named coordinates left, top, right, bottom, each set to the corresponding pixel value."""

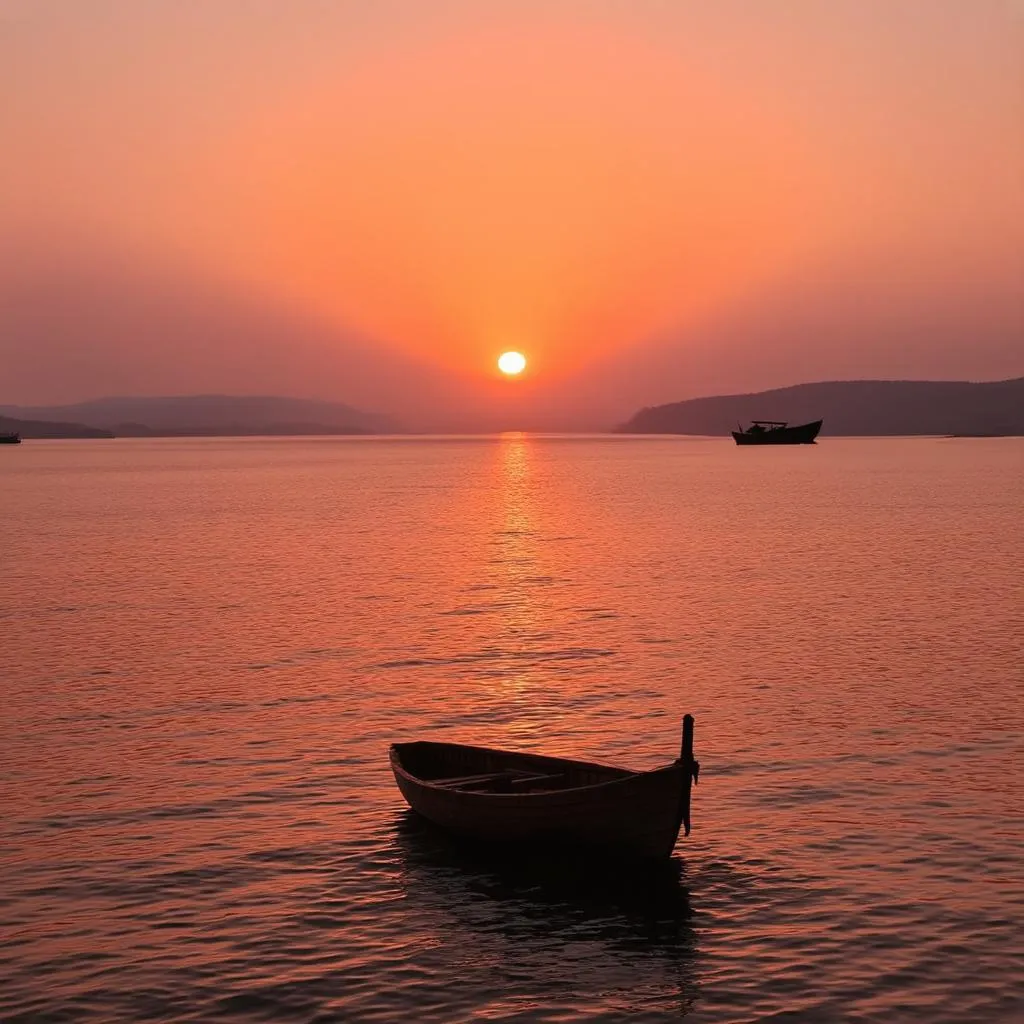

left=1, top=1, right=1022, bottom=428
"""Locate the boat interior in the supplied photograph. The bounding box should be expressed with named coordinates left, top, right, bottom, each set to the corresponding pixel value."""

left=394, top=741, right=635, bottom=794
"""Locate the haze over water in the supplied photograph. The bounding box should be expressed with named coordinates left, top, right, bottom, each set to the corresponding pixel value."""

left=3, top=435, right=1023, bottom=1022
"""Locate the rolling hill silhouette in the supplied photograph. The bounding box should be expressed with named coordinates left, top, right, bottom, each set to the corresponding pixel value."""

left=616, top=378, right=1024, bottom=436
left=0, top=395, right=392, bottom=436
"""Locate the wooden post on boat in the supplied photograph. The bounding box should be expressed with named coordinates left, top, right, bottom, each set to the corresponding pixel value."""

left=680, top=714, right=694, bottom=765
left=678, top=714, right=699, bottom=837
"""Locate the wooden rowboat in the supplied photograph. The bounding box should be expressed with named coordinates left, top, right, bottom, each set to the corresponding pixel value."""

left=389, top=715, right=700, bottom=860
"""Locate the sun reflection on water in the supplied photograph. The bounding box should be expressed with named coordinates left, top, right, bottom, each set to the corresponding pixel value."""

left=492, top=432, right=552, bottom=748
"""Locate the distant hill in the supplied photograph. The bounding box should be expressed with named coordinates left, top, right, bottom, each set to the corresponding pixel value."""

left=0, top=395, right=397, bottom=437
left=0, top=414, right=114, bottom=439
left=110, top=421, right=370, bottom=437
left=616, top=377, right=1024, bottom=436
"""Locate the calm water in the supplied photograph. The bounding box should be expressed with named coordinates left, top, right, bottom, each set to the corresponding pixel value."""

left=2, top=435, right=1023, bottom=1023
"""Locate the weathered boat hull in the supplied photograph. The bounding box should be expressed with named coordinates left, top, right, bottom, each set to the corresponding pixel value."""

left=732, top=419, right=822, bottom=445
left=389, top=737, right=697, bottom=860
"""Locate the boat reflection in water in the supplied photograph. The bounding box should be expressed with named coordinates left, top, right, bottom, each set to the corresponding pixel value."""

left=392, top=810, right=701, bottom=1018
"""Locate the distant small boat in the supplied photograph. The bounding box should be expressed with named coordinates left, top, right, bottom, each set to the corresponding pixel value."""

left=389, top=716, right=700, bottom=860
left=0, top=432, right=21, bottom=444
left=732, top=419, right=822, bottom=445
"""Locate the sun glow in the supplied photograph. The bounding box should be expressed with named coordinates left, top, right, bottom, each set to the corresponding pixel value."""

left=498, top=351, right=527, bottom=376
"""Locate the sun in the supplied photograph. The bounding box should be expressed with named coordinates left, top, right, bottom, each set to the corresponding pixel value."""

left=497, top=351, right=527, bottom=376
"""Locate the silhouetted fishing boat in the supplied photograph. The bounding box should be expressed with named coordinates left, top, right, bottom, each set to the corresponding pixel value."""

left=0, top=432, right=21, bottom=444
left=389, top=716, right=699, bottom=860
left=732, top=419, right=822, bottom=445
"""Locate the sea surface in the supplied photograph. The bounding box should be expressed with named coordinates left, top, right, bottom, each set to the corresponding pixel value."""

left=2, top=434, right=1023, bottom=1023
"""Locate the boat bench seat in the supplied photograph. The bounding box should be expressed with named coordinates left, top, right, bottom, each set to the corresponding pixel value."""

left=507, top=773, right=566, bottom=789
left=430, top=770, right=570, bottom=793
left=430, top=768, right=575, bottom=791
left=430, top=769, right=536, bottom=789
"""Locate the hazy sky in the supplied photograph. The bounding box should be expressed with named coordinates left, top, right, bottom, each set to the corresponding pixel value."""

left=2, top=0, right=1022, bottom=428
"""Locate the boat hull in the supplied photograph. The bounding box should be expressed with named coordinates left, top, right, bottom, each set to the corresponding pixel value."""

left=390, top=741, right=694, bottom=860
left=0, top=433, right=21, bottom=444
left=732, top=419, right=822, bottom=445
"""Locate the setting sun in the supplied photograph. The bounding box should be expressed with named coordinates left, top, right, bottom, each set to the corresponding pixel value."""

left=498, top=351, right=527, bottom=376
